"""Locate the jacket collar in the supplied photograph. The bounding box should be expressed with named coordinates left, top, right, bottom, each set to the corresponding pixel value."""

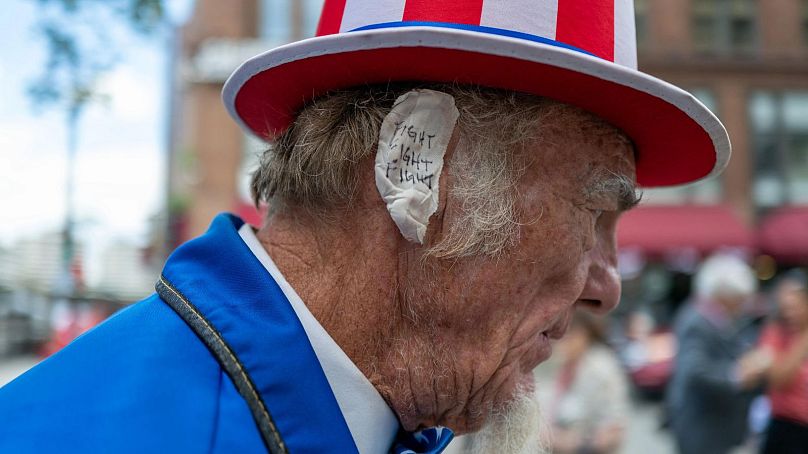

left=158, top=213, right=357, bottom=454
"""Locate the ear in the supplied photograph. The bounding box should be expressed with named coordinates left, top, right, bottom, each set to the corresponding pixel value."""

left=423, top=125, right=461, bottom=248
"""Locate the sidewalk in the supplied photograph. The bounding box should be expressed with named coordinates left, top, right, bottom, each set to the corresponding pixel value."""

left=624, top=399, right=675, bottom=454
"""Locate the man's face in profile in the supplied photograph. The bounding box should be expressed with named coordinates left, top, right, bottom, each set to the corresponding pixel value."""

left=396, top=105, right=638, bottom=439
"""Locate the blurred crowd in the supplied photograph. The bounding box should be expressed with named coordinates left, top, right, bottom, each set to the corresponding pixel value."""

left=534, top=253, right=808, bottom=454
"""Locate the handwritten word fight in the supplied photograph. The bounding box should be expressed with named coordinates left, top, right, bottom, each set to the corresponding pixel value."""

left=374, top=89, right=459, bottom=243
left=384, top=122, right=437, bottom=189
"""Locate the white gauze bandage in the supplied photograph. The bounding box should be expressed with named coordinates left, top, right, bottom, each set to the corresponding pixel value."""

left=374, top=89, right=459, bottom=244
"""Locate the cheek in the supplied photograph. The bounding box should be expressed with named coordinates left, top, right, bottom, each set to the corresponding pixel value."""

left=435, top=261, right=533, bottom=357
left=528, top=186, right=596, bottom=250
left=504, top=208, right=593, bottom=322
left=516, top=209, right=591, bottom=276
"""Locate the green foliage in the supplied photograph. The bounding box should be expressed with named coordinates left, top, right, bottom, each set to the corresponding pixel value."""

left=125, top=0, right=166, bottom=34
left=28, top=0, right=166, bottom=116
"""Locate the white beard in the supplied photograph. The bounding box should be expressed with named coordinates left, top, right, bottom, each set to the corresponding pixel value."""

left=461, top=388, right=550, bottom=454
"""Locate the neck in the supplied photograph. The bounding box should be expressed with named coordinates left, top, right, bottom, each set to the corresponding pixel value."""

left=256, top=206, right=404, bottom=395
left=256, top=205, right=459, bottom=432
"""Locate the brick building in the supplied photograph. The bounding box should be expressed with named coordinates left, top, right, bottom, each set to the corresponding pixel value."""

left=168, top=0, right=808, bottom=266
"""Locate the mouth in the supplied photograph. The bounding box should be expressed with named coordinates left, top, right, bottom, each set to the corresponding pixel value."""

left=545, top=324, right=568, bottom=341
left=523, top=312, right=574, bottom=371
left=528, top=332, right=553, bottom=369
left=545, top=312, right=573, bottom=341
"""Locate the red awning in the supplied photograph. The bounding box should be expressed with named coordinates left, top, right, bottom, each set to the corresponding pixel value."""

left=617, top=205, right=754, bottom=255
left=758, top=206, right=808, bottom=264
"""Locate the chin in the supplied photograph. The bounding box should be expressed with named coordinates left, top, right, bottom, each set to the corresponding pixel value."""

left=517, top=370, right=538, bottom=392
left=461, top=385, right=549, bottom=454
left=450, top=371, right=538, bottom=433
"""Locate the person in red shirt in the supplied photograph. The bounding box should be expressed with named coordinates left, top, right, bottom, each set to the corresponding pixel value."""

left=756, top=270, right=808, bottom=453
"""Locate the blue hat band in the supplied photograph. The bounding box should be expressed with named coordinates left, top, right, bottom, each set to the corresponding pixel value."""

left=349, top=21, right=598, bottom=59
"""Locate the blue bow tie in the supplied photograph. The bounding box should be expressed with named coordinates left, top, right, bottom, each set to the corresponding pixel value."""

left=391, top=426, right=454, bottom=454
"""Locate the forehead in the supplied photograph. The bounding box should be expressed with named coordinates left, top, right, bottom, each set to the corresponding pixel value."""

left=521, top=105, right=636, bottom=189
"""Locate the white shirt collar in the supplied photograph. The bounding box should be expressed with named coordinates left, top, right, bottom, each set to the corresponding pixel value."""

left=238, top=224, right=400, bottom=454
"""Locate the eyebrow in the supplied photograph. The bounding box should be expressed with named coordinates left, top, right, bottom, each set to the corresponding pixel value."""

left=585, top=171, right=643, bottom=212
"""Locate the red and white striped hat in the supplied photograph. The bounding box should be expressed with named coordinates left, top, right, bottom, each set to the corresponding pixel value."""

left=222, top=0, right=730, bottom=187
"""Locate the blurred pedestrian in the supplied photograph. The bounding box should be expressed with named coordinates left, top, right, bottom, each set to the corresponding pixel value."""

left=617, top=310, right=676, bottom=397
left=534, top=311, right=630, bottom=454
left=755, top=270, right=808, bottom=454
left=666, top=254, right=765, bottom=454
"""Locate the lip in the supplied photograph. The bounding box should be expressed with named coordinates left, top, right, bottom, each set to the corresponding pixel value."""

left=525, top=313, right=572, bottom=370
left=540, top=332, right=552, bottom=354
left=546, top=313, right=573, bottom=340
left=531, top=332, right=553, bottom=368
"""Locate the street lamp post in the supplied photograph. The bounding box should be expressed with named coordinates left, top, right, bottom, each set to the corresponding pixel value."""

left=162, top=0, right=196, bottom=258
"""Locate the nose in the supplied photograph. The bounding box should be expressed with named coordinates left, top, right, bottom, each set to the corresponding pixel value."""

left=577, top=233, right=621, bottom=315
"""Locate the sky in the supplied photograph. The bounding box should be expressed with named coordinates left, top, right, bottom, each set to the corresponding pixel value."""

left=0, top=0, right=169, bottom=249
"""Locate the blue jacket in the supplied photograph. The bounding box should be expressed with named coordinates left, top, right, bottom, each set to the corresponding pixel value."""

left=0, top=214, right=359, bottom=453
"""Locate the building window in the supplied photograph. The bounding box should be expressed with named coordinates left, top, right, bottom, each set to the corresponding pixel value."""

left=635, top=0, right=649, bottom=49
left=643, top=89, right=723, bottom=205
left=260, top=0, right=325, bottom=43
left=751, top=91, right=808, bottom=207
left=692, top=0, right=757, bottom=54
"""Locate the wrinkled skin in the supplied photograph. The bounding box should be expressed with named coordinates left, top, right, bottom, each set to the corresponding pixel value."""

left=258, top=105, right=637, bottom=434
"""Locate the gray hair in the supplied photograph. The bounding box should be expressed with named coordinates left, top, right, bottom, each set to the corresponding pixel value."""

left=250, top=84, right=621, bottom=258
left=695, top=254, right=758, bottom=299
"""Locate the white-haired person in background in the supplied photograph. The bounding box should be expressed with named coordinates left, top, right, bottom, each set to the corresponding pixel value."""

left=666, top=254, right=767, bottom=454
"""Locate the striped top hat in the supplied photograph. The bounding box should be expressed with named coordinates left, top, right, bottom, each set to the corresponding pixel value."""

left=222, top=0, right=730, bottom=187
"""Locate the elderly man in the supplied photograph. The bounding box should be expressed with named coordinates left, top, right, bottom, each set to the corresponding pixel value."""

left=667, top=254, right=764, bottom=454
left=0, top=1, right=729, bottom=453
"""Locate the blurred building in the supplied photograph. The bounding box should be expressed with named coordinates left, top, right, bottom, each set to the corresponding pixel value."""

left=0, top=233, right=83, bottom=294
left=93, top=241, right=160, bottom=301
left=169, top=0, right=808, bottom=272
left=0, top=232, right=156, bottom=356
left=168, top=0, right=323, bottom=245
left=0, top=232, right=155, bottom=300
left=620, top=0, right=808, bottom=267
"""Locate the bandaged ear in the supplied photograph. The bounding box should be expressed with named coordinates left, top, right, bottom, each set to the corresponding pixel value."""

left=374, top=90, right=459, bottom=244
